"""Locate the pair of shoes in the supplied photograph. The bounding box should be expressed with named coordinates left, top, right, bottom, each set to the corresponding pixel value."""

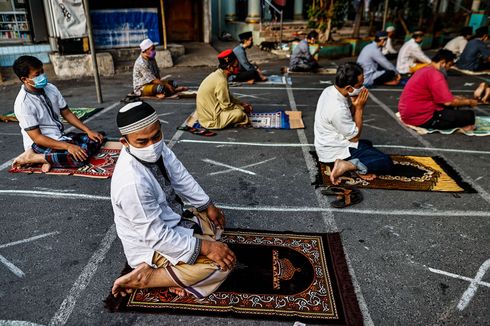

left=177, top=125, right=217, bottom=137
left=321, top=186, right=363, bottom=208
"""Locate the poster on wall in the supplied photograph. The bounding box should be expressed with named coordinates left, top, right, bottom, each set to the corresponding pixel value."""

left=90, top=8, right=160, bottom=49
left=50, top=0, right=87, bottom=38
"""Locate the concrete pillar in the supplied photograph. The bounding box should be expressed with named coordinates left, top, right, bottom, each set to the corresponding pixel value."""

left=225, top=0, right=237, bottom=22
left=294, top=0, right=304, bottom=20
left=245, top=0, right=261, bottom=24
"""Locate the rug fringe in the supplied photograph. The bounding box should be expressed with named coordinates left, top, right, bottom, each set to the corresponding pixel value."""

left=432, top=156, right=477, bottom=193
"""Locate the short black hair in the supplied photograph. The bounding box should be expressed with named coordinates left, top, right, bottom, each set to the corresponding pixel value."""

left=307, top=30, right=319, bottom=40
left=412, top=31, right=424, bottom=39
left=460, top=26, right=473, bottom=37
left=475, top=26, right=489, bottom=38
left=13, top=55, right=43, bottom=80
left=431, top=49, right=456, bottom=63
left=335, top=62, right=364, bottom=88
left=218, top=58, right=237, bottom=70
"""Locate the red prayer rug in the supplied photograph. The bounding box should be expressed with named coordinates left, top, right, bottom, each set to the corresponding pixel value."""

left=106, top=230, right=363, bottom=325
left=9, top=141, right=121, bottom=179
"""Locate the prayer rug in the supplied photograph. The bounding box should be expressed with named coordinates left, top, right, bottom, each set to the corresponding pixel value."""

left=315, top=154, right=475, bottom=193
left=288, top=67, right=337, bottom=75
left=450, top=66, right=490, bottom=75
left=249, top=110, right=305, bottom=129
left=263, top=75, right=292, bottom=85
left=0, top=107, right=102, bottom=123
left=396, top=112, right=490, bottom=136
left=105, top=230, right=363, bottom=325
left=9, top=141, right=121, bottom=179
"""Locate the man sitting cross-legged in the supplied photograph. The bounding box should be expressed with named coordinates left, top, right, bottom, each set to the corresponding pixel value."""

left=233, top=31, right=268, bottom=84
left=133, top=38, right=188, bottom=99
left=111, top=101, right=235, bottom=298
left=314, top=62, right=393, bottom=185
left=11, top=55, right=104, bottom=172
left=196, top=49, right=252, bottom=129
left=399, top=49, right=477, bottom=131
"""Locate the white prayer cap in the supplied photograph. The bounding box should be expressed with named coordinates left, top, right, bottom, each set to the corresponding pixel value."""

left=117, top=101, right=158, bottom=135
left=386, top=26, right=395, bottom=33
left=139, top=38, right=154, bottom=52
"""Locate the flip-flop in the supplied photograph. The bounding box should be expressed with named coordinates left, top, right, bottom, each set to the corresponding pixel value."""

left=324, top=187, right=363, bottom=208
left=177, top=125, right=217, bottom=137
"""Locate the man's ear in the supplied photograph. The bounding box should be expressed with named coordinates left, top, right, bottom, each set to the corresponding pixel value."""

left=120, top=137, right=129, bottom=147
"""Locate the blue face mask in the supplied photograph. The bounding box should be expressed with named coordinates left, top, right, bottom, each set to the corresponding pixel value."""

left=30, top=73, right=48, bottom=89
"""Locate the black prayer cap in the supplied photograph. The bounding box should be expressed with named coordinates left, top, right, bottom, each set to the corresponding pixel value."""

left=239, top=31, right=253, bottom=41
left=117, top=101, right=158, bottom=135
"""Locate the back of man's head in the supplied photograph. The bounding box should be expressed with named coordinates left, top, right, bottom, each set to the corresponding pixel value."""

left=412, top=31, right=424, bottom=39
left=475, top=26, right=489, bottom=39
left=335, top=62, right=363, bottom=88
left=431, top=49, right=455, bottom=64
left=13, top=55, right=43, bottom=80
left=307, top=30, right=319, bottom=41
left=460, top=26, right=473, bottom=37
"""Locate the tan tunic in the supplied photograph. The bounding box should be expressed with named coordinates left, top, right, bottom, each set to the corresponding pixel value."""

left=196, top=69, right=249, bottom=129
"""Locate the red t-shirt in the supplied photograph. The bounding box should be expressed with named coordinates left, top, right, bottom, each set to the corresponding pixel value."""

left=398, top=66, right=454, bottom=126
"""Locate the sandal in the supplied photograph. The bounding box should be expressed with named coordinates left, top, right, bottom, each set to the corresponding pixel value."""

left=322, top=186, right=363, bottom=208
left=177, top=125, right=217, bottom=137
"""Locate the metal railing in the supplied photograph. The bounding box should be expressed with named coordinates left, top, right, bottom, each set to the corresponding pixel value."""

left=260, top=0, right=283, bottom=45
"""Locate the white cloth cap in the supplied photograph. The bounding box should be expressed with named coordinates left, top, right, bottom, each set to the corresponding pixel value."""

left=139, top=38, right=154, bottom=52
left=386, top=26, right=395, bottom=32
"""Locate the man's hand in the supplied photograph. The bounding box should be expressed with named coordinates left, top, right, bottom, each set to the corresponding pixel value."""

left=86, top=129, right=104, bottom=143
left=67, top=144, right=88, bottom=161
left=242, top=103, right=253, bottom=114
left=163, top=82, right=175, bottom=94
left=468, top=99, right=478, bottom=107
left=206, top=204, right=225, bottom=229
left=351, top=87, right=369, bottom=109
left=201, top=240, right=236, bottom=271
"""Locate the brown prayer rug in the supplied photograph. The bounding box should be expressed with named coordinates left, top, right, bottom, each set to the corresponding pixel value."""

left=9, top=141, right=121, bottom=179
left=105, top=230, right=363, bottom=325
left=316, top=154, right=475, bottom=193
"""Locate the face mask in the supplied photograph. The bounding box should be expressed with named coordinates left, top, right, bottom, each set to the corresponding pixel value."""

left=128, top=138, right=164, bottom=163
left=148, top=49, right=156, bottom=59
left=348, top=85, right=364, bottom=97
left=30, top=73, right=48, bottom=89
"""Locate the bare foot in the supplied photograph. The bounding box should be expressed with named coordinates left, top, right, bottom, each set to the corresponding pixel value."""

left=330, top=159, right=356, bottom=185
left=461, top=124, right=475, bottom=132
left=156, top=93, right=166, bottom=99
left=12, top=149, right=47, bottom=169
left=41, top=163, right=51, bottom=173
left=169, top=287, right=187, bottom=296
left=474, top=82, right=487, bottom=100
left=175, top=86, right=188, bottom=92
left=384, top=79, right=400, bottom=86
left=359, top=173, right=376, bottom=181
left=246, top=79, right=255, bottom=85
left=481, top=87, right=490, bottom=104
left=112, top=263, right=154, bottom=298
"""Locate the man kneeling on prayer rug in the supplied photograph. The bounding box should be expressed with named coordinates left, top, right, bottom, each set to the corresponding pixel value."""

left=195, top=49, right=252, bottom=129
left=11, top=55, right=104, bottom=172
left=133, top=38, right=188, bottom=99
left=111, top=101, right=235, bottom=298
left=314, top=62, right=393, bottom=185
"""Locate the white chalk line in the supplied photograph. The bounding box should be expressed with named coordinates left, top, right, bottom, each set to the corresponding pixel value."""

left=456, top=259, right=490, bottom=310
left=227, top=85, right=475, bottom=92
left=0, top=321, right=46, bottom=326
left=0, top=101, right=121, bottom=172
left=369, top=92, right=490, bottom=205
left=0, top=254, right=25, bottom=278
left=285, top=79, right=374, bottom=326
left=202, top=158, right=256, bottom=176
left=0, top=132, right=20, bottom=136
left=428, top=267, right=490, bottom=288
left=208, top=157, right=276, bottom=176
left=48, top=113, right=186, bottom=325
left=1, top=190, right=489, bottom=217
left=0, top=231, right=60, bottom=249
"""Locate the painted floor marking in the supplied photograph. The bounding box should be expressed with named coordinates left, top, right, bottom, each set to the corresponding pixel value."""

left=207, top=157, right=276, bottom=176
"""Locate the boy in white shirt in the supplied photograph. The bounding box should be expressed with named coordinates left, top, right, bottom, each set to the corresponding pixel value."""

left=444, top=26, right=473, bottom=59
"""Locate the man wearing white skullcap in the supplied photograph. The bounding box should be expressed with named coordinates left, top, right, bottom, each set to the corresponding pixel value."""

left=132, top=38, right=188, bottom=98
left=382, top=25, right=398, bottom=57
left=111, top=101, right=235, bottom=298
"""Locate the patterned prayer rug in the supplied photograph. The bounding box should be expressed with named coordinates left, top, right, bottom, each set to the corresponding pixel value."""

left=105, top=230, right=363, bottom=325
left=396, top=113, right=490, bottom=136
left=9, top=141, right=121, bottom=179
left=316, top=154, right=475, bottom=193
left=263, top=75, right=292, bottom=85
left=249, top=110, right=305, bottom=129
left=0, top=107, right=103, bottom=123
left=450, top=66, right=490, bottom=75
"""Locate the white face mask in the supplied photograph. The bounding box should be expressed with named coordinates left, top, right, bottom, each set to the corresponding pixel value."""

left=128, top=138, right=164, bottom=163
left=348, top=85, right=364, bottom=97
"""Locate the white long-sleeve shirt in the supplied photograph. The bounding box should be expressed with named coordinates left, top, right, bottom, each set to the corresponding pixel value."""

left=111, top=144, right=211, bottom=268
left=314, top=86, right=359, bottom=163
left=396, top=38, right=432, bottom=74
left=382, top=37, right=397, bottom=55
left=444, top=36, right=468, bottom=58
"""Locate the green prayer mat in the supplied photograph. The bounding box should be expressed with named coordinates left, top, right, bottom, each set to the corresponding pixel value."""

left=0, top=107, right=103, bottom=123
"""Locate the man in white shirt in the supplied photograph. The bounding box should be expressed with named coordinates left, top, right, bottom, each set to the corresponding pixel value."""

left=396, top=31, right=432, bottom=74
left=314, top=63, right=393, bottom=185
left=382, top=26, right=398, bottom=59
left=11, top=55, right=104, bottom=172
left=444, top=26, right=473, bottom=59
left=111, top=101, right=235, bottom=299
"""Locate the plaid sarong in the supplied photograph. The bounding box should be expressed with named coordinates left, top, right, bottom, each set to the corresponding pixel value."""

left=32, top=132, right=103, bottom=168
